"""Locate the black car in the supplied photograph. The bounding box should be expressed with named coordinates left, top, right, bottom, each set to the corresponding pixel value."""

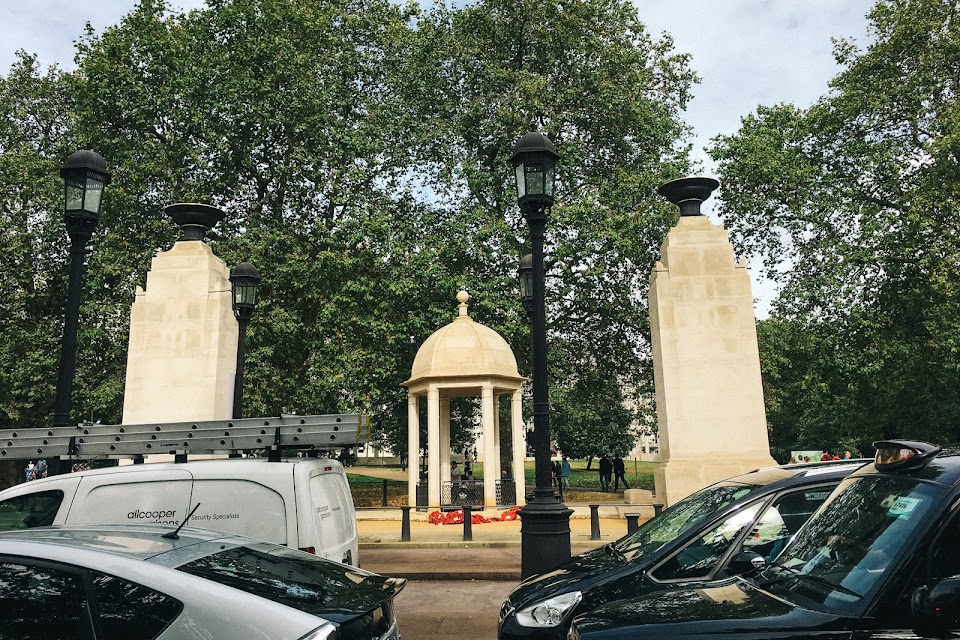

left=498, top=459, right=867, bottom=640
left=569, top=440, right=960, bottom=640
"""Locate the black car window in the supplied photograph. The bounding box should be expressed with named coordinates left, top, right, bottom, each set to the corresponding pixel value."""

left=929, top=504, right=960, bottom=582
left=741, top=486, right=834, bottom=563
left=614, top=483, right=754, bottom=561
left=91, top=571, right=182, bottom=640
left=0, top=560, right=93, bottom=640
left=0, top=491, right=64, bottom=530
left=651, top=502, right=763, bottom=581
left=768, top=475, right=940, bottom=615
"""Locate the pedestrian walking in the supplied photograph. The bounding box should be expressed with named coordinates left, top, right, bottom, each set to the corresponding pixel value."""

left=561, top=457, right=571, bottom=489
left=598, top=455, right=612, bottom=492
left=613, top=456, right=629, bottom=491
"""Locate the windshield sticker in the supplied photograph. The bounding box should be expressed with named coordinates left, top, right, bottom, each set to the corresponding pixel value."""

left=884, top=495, right=920, bottom=519
left=804, top=491, right=831, bottom=501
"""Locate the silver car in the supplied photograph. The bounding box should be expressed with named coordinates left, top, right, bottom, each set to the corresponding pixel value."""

left=0, top=523, right=406, bottom=640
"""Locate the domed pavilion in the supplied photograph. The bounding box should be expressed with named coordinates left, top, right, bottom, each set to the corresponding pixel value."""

left=403, top=291, right=527, bottom=509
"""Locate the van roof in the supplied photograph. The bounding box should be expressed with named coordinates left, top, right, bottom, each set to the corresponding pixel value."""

left=13, top=457, right=346, bottom=485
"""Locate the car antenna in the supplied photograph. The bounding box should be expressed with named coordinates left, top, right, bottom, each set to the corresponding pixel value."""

left=163, top=503, right=201, bottom=540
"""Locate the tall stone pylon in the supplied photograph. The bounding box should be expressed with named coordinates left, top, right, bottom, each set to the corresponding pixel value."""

left=650, top=177, right=775, bottom=507
left=121, top=204, right=238, bottom=424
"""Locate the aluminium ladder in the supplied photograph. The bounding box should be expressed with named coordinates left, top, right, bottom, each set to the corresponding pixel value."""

left=0, top=414, right=371, bottom=462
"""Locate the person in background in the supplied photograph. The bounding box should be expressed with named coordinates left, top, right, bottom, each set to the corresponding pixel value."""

left=821, top=451, right=832, bottom=461
left=598, top=455, right=612, bottom=492
left=560, top=457, right=571, bottom=489
left=843, top=450, right=852, bottom=459
left=450, top=460, right=462, bottom=485
left=25, top=461, right=35, bottom=482
left=35, top=459, right=48, bottom=479
left=613, top=456, right=630, bottom=491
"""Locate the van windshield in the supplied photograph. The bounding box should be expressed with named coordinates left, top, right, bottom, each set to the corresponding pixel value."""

left=762, top=475, right=940, bottom=615
left=613, top=483, right=754, bottom=561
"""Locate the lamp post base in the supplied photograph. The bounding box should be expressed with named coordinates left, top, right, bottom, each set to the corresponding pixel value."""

left=519, top=495, right=574, bottom=579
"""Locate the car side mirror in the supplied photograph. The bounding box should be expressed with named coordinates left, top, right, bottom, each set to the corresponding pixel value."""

left=912, top=577, right=960, bottom=634
left=730, top=551, right=767, bottom=576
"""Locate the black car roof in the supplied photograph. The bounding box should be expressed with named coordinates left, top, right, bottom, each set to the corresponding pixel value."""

left=852, top=448, right=960, bottom=487
left=722, top=460, right=869, bottom=490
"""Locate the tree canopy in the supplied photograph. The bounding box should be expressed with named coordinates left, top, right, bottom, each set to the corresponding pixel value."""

left=710, top=0, right=960, bottom=452
left=0, top=0, right=696, bottom=459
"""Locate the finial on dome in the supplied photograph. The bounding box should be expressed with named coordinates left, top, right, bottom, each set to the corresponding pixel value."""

left=457, top=290, right=470, bottom=318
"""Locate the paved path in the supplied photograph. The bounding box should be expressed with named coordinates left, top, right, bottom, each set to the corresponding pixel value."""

left=395, top=580, right=513, bottom=639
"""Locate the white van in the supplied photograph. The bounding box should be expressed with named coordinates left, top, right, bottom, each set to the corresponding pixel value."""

left=0, top=458, right=360, bottom=566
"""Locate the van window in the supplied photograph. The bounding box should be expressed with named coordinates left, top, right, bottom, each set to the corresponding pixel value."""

left=189, top=480, right=286, bottom=544
left=73, top=481, right=191, bottom=527
left=309, top=473, right=353, bottom=551
left=0, top=490, right=64, bottom=530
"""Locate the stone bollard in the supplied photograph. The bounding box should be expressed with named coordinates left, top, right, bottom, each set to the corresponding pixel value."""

left=463, top=505, right=473, bottom=542
left=401, top=506, right=412, bottom=542
left=625, top=513, right=640, bottom=535
left=589, top=504, right=601, bottom=540
left=382, top=479, right=389, bottom=507
left=654, top=504, right=663, bottom=516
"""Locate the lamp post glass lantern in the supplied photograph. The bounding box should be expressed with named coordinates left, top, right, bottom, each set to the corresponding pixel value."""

left=230, top=262, right=261, bottom=420
left=52, top=150, right=111, bottom=441
left=510, top=132, right=572, bottom=579
left=518, top=253, right=533, bottom=312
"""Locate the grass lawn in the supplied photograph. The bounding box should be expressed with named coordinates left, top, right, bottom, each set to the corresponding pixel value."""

left=347, top=459, right=657, bottom=507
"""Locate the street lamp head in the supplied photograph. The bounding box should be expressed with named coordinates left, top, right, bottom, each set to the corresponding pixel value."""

left=230, top=261, right=261, bottom=322
left=60, top=150, right=111, bottom=238
left=510, top=132, right=558, bottom=215
left=518, top=253, right=534, bottom=310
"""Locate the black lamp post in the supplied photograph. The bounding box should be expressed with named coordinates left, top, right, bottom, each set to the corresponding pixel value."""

left=53, top=150, right=111, bottom=432
left=230, top=262, right=260, bottom=419
left=510, top=132, right=573, bottom=578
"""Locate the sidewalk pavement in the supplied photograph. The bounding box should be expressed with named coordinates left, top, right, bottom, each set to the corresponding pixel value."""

left=357, top=508, right=639, bottom=581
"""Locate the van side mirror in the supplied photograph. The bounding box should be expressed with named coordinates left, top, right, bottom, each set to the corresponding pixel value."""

left=912, top=577, right=960, bottom=634
left=730, top=551, right=767, bottom=576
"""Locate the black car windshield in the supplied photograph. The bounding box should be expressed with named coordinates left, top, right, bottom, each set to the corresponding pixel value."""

left=176, top=542, right=384, bottom=616
left=764, top=474, right=940, bottom=615
left=613, top=483, right=755, bottom=561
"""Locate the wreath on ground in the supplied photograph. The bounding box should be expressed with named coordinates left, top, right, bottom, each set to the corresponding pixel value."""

left=428, top=506, right=521, bottom=525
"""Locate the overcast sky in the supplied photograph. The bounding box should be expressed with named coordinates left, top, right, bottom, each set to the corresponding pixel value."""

left=2, top=0, right=877, bottom=316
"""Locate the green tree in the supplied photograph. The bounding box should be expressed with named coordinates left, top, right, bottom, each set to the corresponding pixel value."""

left=1, top=0, right=697, bottom=462
left=393, top=0, right=696, bottom=453
left=711, top=0, right=960, bottom=448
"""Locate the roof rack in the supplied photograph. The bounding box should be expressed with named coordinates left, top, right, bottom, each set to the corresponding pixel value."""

left=0, top=414, right=371, bottom=462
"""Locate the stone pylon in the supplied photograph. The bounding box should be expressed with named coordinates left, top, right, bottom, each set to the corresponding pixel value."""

left=650, top=177, right=775, bottom=507
left=121, top=204, right=237, bottom=425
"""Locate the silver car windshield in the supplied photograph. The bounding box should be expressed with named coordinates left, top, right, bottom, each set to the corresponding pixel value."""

left=175, top=542, right=384, bottom=617
left=764, top=475, right=939, bottom=615
left=613, top=483, right=754, bottom=561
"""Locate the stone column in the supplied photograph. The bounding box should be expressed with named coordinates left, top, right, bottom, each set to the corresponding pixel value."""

left=482, top=383, right=497, bottom=507
left=651, top=177, right=775, bottom=507
left=440, top=398, right=451, bottom=483
left=122, top=204, right=236, bottom=425
left=427, top=385, right=441, bottom=508
left=407, top=394, right=420, bottom=507
left=511, top=390, right=526, bottom=505
left=492, top=395, right=502, bottom=485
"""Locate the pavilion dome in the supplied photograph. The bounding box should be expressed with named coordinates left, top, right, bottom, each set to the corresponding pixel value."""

left=406, top=291, right=522, bottom=384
